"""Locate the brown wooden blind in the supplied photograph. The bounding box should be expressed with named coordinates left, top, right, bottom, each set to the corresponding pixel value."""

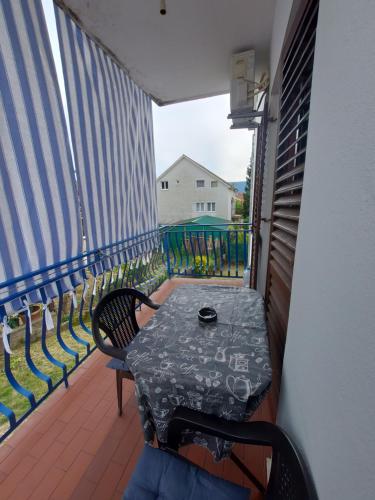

left=266, top=0, right=319, bottom=418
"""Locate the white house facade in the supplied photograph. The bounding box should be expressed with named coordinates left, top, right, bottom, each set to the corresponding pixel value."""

left=157, top=155, right=235, bottom=224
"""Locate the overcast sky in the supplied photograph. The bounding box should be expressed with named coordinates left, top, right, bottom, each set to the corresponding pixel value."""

left=153, top=96, right=253, bottom=182
left=43, top=0, right=253, bottom=183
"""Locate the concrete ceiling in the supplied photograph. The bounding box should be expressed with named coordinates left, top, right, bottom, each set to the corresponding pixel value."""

left=57, top=0, right=276, bottom=105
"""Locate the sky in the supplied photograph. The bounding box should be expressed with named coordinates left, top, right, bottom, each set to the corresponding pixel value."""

left=153, top=96, right=253, bottom=182
left=42, top=0, right=253, bottom=183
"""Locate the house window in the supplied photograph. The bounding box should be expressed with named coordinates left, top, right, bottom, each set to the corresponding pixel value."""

left=207, top=202, right=216, bottom=212
left=211, top=181, right=218, bottom=188
left=161, top=181, right=168, bottom=190
left=194, top=202, right=204, bottom=212
left=196, top=179, right=205, bottom=188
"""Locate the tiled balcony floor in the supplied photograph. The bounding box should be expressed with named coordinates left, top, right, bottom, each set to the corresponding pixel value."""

left=0, top=278, right=272, bottom=500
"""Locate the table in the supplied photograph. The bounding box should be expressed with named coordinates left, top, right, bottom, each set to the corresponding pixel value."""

left=125, top=284, right=272, bottom=459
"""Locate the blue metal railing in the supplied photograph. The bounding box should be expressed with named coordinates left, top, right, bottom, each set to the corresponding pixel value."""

left=0, top=229, right=166, bottom=442
left=0, top=223, right=251, bottom=442
left=161, top=223, right=251, bottom=278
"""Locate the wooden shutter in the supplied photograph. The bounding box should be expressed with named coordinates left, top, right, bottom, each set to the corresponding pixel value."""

left=266, top=0, right=319, bottom=417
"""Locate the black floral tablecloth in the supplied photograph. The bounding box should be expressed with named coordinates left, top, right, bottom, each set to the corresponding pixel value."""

left=125, top=284, right=271, bottom=459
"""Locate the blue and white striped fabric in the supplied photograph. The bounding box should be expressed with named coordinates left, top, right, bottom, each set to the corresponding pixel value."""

left=55, top=6, right=158, bottom=263
left=0, top=0, right=83, bottom=312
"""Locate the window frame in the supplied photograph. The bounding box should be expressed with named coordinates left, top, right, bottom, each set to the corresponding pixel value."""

left=196, top=179, right=205, bottom=188
left=193, top=202, right=205, bottom=212
left=161, top=181, right=169, bottom=190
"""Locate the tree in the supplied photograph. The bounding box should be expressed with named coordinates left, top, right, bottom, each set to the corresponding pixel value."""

left=242, top=162, right=251, bottom=220
left=242, top=134, right=255, bottom=220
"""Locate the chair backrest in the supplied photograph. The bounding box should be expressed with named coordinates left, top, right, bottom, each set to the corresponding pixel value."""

left=167, top=407, right=317, bottom=499
left=92, top=288, right=140, bottom=351
left=266, top=425, right=317, bottom=500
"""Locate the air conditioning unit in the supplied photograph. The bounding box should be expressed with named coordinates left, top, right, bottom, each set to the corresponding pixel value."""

left=229, top=50, right=256, bottom=128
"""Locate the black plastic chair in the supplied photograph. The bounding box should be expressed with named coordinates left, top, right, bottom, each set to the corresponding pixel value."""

left=124, top=407, right=317, bottom=500
left=92, top=288, right=160, bottom=415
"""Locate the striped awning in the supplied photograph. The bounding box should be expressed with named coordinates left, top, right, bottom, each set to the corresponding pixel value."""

left=0, top=0, right=83, bottom=312
left=55, top=5, right=158, bottom=260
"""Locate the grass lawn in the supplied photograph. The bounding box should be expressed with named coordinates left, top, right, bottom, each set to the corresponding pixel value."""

left=0, top=263, right=168, bottom=438
left=0, top=316, right=94, bottom=436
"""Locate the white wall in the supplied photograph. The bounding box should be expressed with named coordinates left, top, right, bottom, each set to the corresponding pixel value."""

left=277, top=1, right=375, bottom=499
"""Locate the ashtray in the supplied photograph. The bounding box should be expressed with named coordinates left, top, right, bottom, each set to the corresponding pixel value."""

left=198, top=307, right=217, bottom=323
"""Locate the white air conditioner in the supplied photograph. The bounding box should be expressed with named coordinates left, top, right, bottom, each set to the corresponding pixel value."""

left=230, top=50, right=256, bottom=128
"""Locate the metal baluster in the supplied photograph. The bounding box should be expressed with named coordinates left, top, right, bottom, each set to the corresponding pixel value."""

left=144, top=251, right=153, bottom=294
left=0, top=402, right=16, bottom=436
left=136, top=253, right=144, bottom=288
left=107, top=255, right=115, bottom=292
left=40, top=288, right=68, bottom=387
left=120, top=261, right=127, bottom=288
left=212, top=230, right=218, bottom=275
left=3, top=341, right=36, bottom=407
left=126, top=261, right=133, bottom=288
left=219, top=231, right=224, bottom=276
left=160, top=232, right=167, bottom=267
left=78, top=271, right=92, bottom=334
left=23, top=300, right=53, bottom=391
left=56, top=282, right=79, bottom=364
left=131, top=257, right=139, bottom=289
left=175, top=231, right=182, bottom=274
left=98, top=270, right=105, bottom=301
left=188, top=230, right=195, bottom=274
left=170, top=232, right=177, bottom=273
left=235, top=230, right=239, bottom=277
left=196, top=231, right=203, bottom=275
left=132, top=253, right=140, bottom=289
left=138, top=253, right=148, bottom=292
left=150, top=248, right=157, bottom=274
left=164, top=232, right=171, bottom=278
left=68, top=292, right=90, bottom=357
left=182, top=230, right=189, bottom=275
left=204, top=230, right=209, bottom=276
left=243, top=227, right=247, bottom=273
left=227, top=230, right=231, bottom=276
left=112, top=262, right=121, bottom=290
left=89, top=270, right=97, bottom=320
left=107, top=269, right=114, bottom=293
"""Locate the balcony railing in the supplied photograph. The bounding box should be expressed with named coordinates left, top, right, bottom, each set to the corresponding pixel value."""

left=0, top=224, right=251, bottom=441
left=0, top=229, right=166, bottom=442
left=162, top=223, right=251, bottom=278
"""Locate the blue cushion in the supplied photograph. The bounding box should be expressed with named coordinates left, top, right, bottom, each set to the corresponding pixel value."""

left=123, top=445, right=250, bottom=500
left=106, top=357, right=129, bottom=371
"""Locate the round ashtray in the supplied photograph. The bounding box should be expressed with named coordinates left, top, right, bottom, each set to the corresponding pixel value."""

left=198, top=307, right=217, bottom=323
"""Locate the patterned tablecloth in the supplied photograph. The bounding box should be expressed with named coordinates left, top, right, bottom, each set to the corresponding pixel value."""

left=125, top=284, right=272, bottom=459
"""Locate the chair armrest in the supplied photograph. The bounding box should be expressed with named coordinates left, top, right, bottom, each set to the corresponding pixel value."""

left=130, top=289, right=160, bottom=310
left=167, top=407, right=276, bottom=451
left=92, top=327, right=128, bottom=361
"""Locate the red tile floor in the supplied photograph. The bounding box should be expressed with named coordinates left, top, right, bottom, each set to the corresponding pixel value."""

left=0, top=278, right=272, bottom=499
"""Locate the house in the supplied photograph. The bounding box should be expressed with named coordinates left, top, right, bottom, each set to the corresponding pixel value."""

left=1, top=1, right=374, bottom=499
left=157, top=155, right=236, bottom=224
